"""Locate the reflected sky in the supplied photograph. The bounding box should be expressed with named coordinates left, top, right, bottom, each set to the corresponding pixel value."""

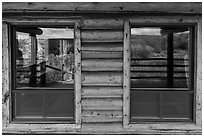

left=131, top=28, right=161, bottom=35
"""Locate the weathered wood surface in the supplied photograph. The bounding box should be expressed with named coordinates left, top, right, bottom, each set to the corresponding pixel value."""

left=82, top=59, right=122, bottom=71
left=81, top=124, right=201, bottom=135
left=82, top=42, right=123, bottom=52
left=82, top=19, right=123, bottom=29
left=130, top=16, right=201, bottom=24
left=195, top=18, right=202, bottom=126
left=82, top=72, right=122, bottom=85
left=74, top=21, right=82, bottom=126
left=3, top=124, right=81, bottom=134
left=82, top=110, right=122, bottom=122
left=123, top=20, right=131, bottom=127
left=82, top=51, right=123, bottom=59
left=2, top=2, right=201, bottom=14
left=2, top=22, right=10, bottom=127
left=82, top=87, right=123, bottom=97
left=81, top=30, right=123, bottom=42
left=82, top=98, right=123, bottom=111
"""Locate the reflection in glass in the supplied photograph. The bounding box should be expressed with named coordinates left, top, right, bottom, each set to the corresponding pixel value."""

left=15, top=27, right=74, bottom=88
left=131, top=27, right=190, bottom=88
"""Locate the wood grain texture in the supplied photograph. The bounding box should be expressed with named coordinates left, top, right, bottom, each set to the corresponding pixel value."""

left=2, top=2, right=201, bottom=14
left=82, top=110, right=122, bottom=122
left=123, top=20, right=131, bottom=127
left=82, top=59, right=122, bottom=71
left=81, top=30, right=123, bottom=42
left=82, top=87, right=123, bottom=97
left=82, top=42, right=123, bottom=52
left=82, top=72, right=122, bottom=85
left=2, top=22, right=10, bottom=127
left=82, top=19, right=123, bottom=29
left=82, top=98, right=123, bottom=111
left=74, top=21, right=82, bottom=126
left=195, top=18, right=202, bottom=127
left=82, top=51, right=123, bottom=59
left=130, top=16, right=201, bottom=24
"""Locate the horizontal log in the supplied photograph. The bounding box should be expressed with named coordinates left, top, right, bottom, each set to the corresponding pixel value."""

left=82, top=59, right=122, bottom=71
left=82, top=106, right=122, bottom=111
left=82, top=98, right=122, bottom=107
left=3, top=2, right=201, bottom=14
left=82, top=87, right=123, bottom=96
left=82, top=110, right=122, bottom=117
left=82, top=39, right=123, bottom=43
left=82, top=83, right=122, bottom=87
left=82, top=19, right=123, bottom=29
left=82, top=110, right=122, bottom=122
left=82, top=51, right=123, bottom=59
left=82, top=116, right=122, bottom=123
left=82, top=42, right=123, bottom=52
left=82, top=72, right=122, bottom=85
left=81, top=30, right=123, bottom=41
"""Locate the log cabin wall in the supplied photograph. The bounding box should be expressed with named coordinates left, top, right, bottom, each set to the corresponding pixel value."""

left=80, top=18, right=124, bottom=124
left=2, top=2, right=202, bottom=134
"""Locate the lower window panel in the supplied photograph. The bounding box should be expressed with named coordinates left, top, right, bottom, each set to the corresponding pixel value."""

left=130, top=91, right=193, bottom=122
left=14, top=90, right=74, bottom=121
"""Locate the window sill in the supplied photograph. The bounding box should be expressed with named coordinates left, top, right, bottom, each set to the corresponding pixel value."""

left=124, top=122, right=201, bottom=134
left=2, top=123, right=81, bottom=134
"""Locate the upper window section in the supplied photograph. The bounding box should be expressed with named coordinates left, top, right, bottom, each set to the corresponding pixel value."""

left=15, top=27, right=74, bottom=88
left=131, top=27, right=192, bottom=89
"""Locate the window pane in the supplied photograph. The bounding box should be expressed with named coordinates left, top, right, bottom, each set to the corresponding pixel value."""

left=161, top=92, right=193, bottom=119
left=130, top=92, right=159, bottom=119
left=15, top=27, right=74, bottom=88
left=131, top=27, right=190, bottom=88
left=44, top=91, right=74, bottom=118
left=15, top=92, right=43, bottom=117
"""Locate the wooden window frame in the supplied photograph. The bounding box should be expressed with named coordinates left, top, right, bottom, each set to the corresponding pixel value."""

left=123, top=16, right=201, bottom=132
left=2, top=19, right=82, bottom=132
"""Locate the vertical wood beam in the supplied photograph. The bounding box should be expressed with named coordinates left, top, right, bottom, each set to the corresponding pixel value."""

left=123, top=20, right=130, bottom=128
left=74, top=21, right=82, bottom=126
left=30, top=34, right=37, bottom=65
left=167, top=31, right=174, bottom=87
left=29, top=34, right=37, bottom=86
left=2, top=22, right=10, bottom=126
left=195, top=18, right=202, bottom=126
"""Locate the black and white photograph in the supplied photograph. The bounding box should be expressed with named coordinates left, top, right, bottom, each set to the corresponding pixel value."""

left=1, top=1, right=202, bottom=135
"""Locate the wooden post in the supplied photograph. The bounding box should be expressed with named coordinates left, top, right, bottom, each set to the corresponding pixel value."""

left=195, top=18, right=202, bottom=127
left=29, top=34, right=37, bottom=87
left=2, top=22, right=10, bottom=126
left=123, top=20, right=130, bottom=128
left=167, top=31, right=174, bottom=87
left=74, top=21, right=82, bottom=126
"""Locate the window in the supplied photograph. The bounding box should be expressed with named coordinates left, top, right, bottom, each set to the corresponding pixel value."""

left=130, top=26, right=194, bottom=122
left=12, top=26, right=75, bottom=122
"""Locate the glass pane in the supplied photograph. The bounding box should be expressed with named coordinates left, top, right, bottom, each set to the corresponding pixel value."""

left=15, top=27, right=74, bottom=88
left=161, top=92, right=192, bottom=119
left=130, top=92, right=159, bottom=119
left=44, top=91, right=74, bottom=118
left=15, top=92, right=43, bottom=117
left=131, top=27, right=190, bottom=88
